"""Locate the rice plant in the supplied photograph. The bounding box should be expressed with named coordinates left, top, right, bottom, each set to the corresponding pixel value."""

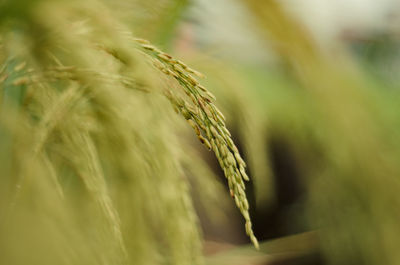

left=3, top=1, right=400, bottom=265
left=0, top=0, right=257, bottom=264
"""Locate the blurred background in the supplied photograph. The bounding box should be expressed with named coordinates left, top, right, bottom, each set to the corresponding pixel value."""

left=2, top=0, right=400, bottom=265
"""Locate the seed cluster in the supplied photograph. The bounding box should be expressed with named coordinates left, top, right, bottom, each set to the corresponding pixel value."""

left=134, top=38, right=259, bottom=248
left=0, top=65, right=148, bottom=93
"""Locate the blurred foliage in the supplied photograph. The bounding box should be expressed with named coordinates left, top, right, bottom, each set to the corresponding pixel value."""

left=239, top=1, right=400, bottom=265
left=2, top=0, right=400, bottom=265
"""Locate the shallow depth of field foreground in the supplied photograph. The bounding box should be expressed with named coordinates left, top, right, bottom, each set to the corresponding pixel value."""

left=1, top=0, right=400, bottom=265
